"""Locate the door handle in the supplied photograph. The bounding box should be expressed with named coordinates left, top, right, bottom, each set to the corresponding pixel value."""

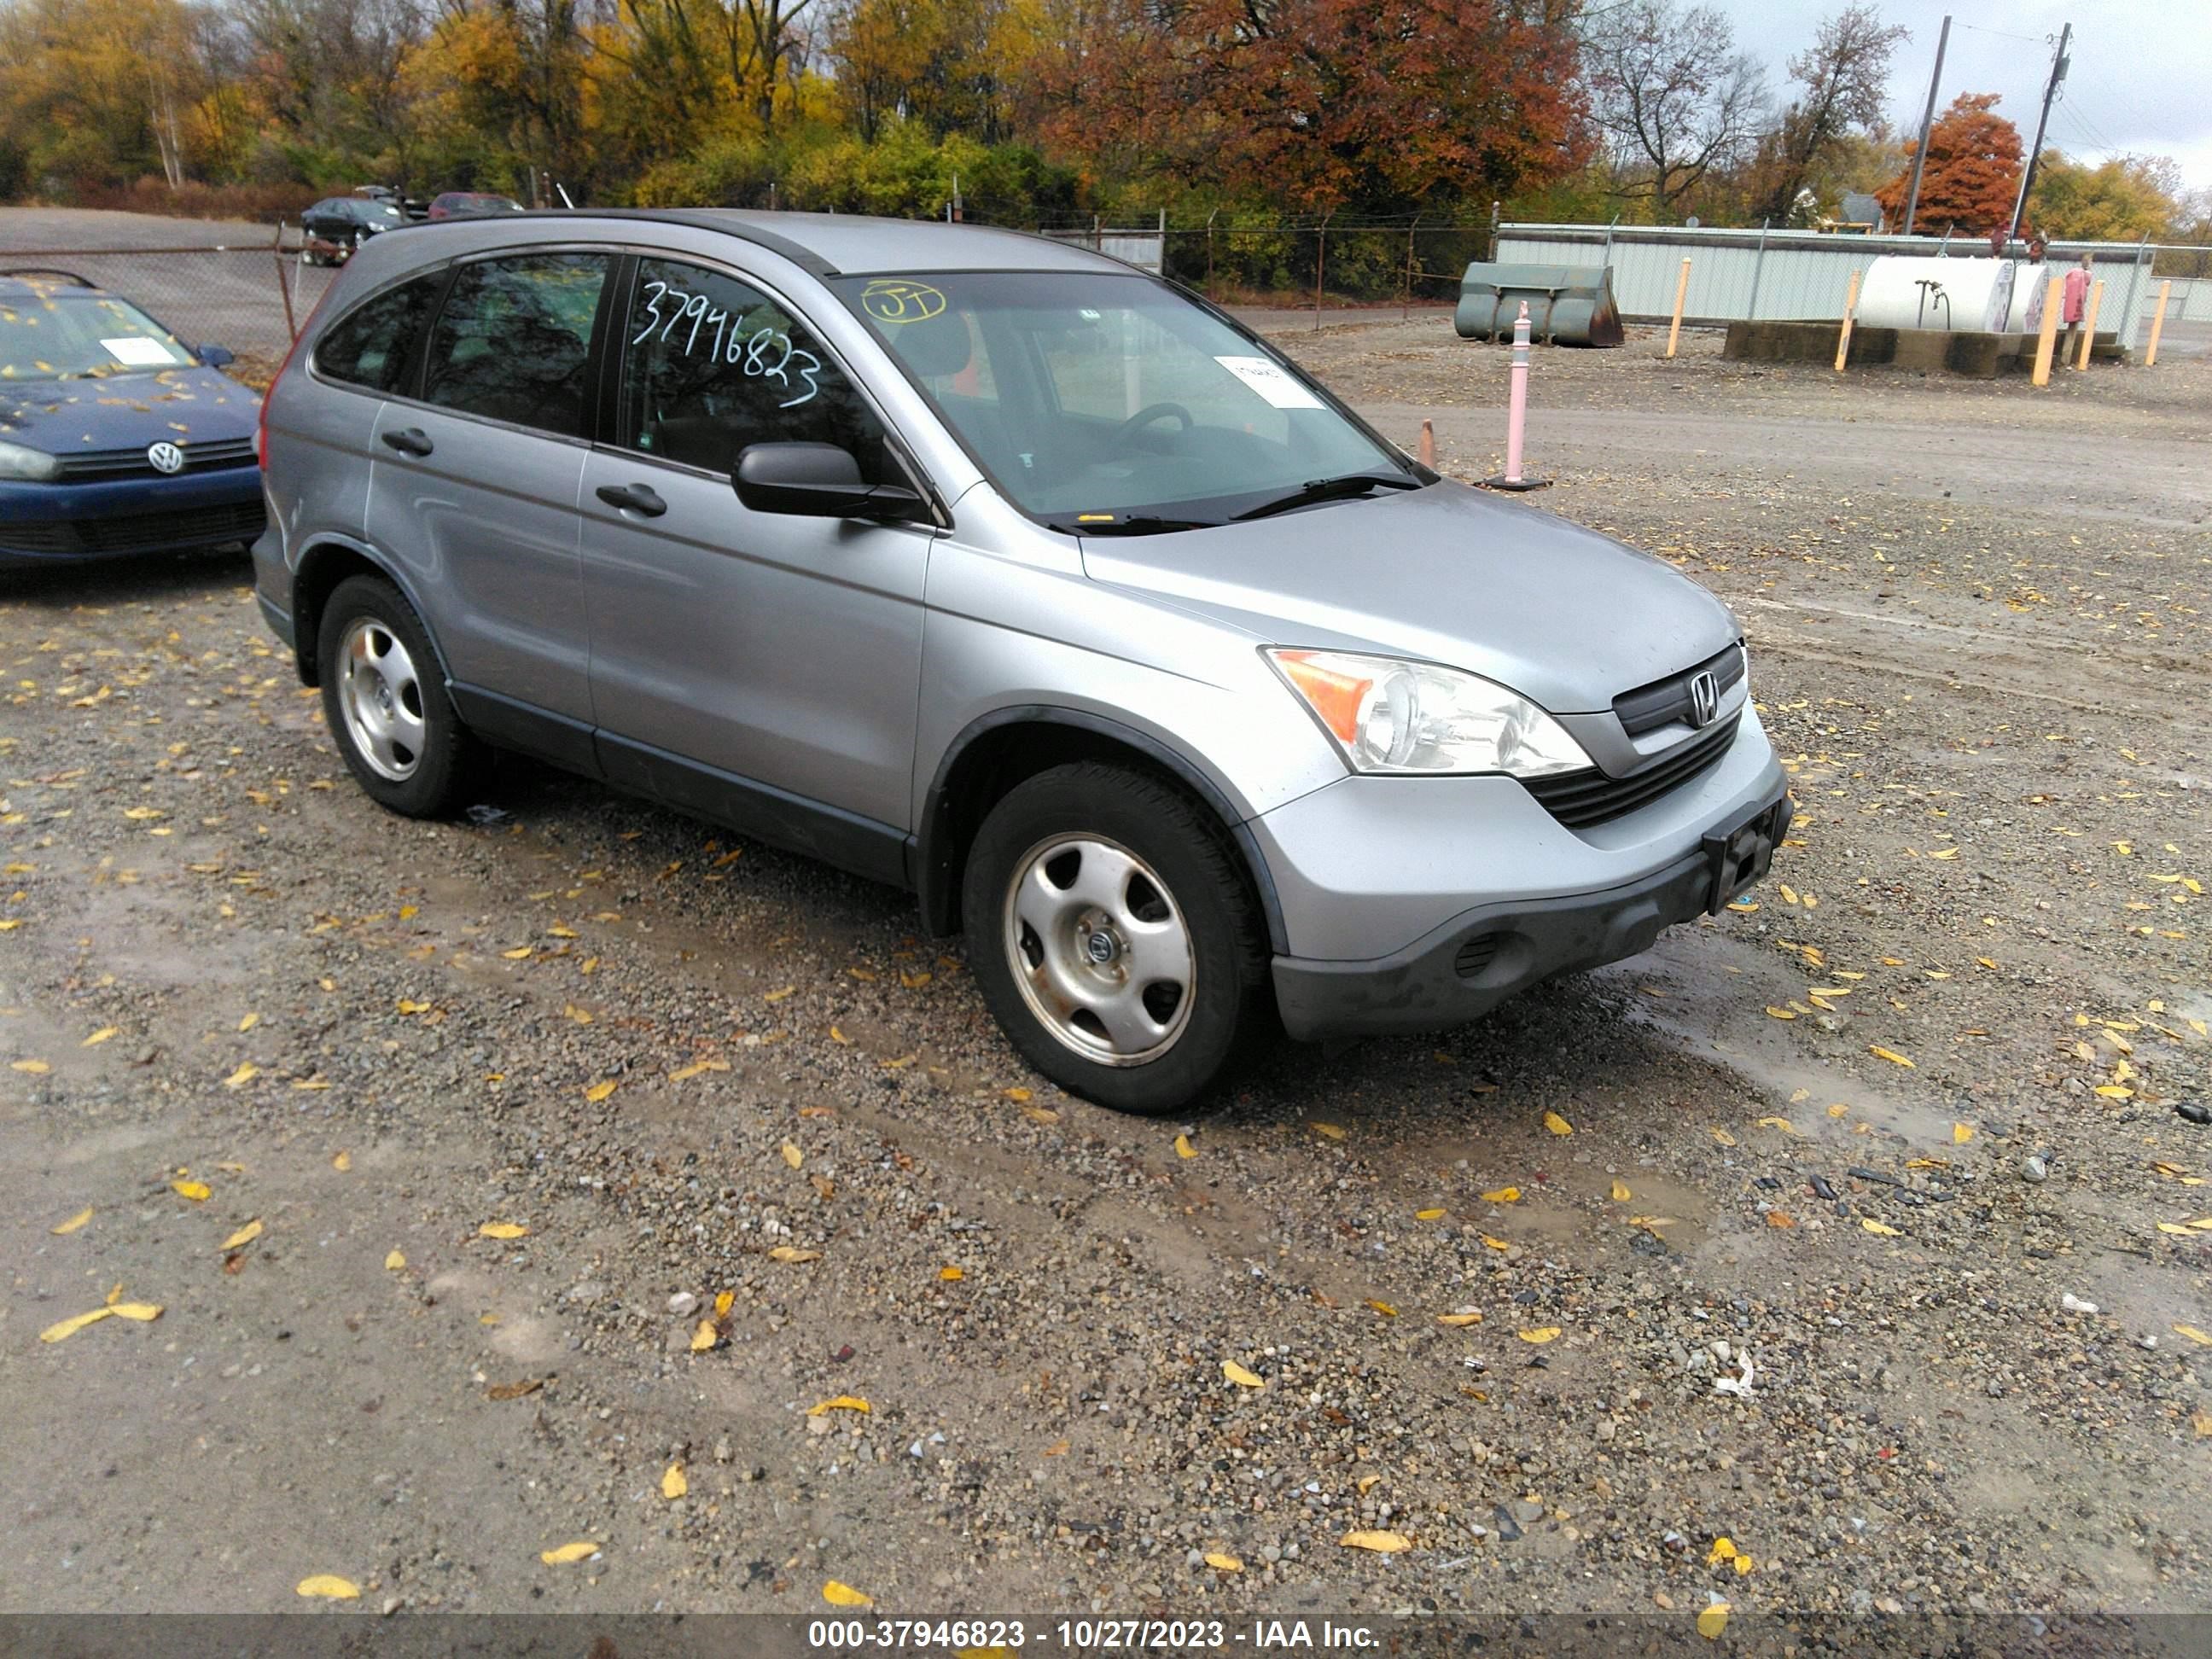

left=380, top=427, right=433, bottom=457
left=596, top=482, right=667, bottom=518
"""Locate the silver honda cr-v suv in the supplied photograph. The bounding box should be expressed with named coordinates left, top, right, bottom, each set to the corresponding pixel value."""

left=252, top=210, right=1789, bottom=1115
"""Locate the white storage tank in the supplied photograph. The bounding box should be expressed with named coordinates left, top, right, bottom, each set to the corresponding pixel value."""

left=1856, top=256, right=2040, bottom=333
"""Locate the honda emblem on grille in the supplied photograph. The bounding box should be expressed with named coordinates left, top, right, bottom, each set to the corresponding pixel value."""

left=147, top=441, right=184, bottom=474
left=1687, top=669, right=1720, bottom=728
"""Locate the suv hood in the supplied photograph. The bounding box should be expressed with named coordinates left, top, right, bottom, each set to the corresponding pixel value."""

left=1078, top=480, right=1739, bottom=713
left=0, top=365, right=260, bottom=452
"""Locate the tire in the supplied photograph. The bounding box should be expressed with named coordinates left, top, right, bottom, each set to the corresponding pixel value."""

left=316, top=573, right=485, bottom=818
left=962, top=761, right=1272, bottom=1115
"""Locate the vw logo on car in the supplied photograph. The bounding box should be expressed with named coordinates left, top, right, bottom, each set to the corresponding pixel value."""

left=146, top=441, right=185, bottom=474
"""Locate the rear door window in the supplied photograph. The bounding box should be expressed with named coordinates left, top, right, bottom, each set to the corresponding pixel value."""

left=312, top=272, right=444, bottom=393
left=421, top=253, right=611, bottom=438
left=613, top=257, right=897, bottom=480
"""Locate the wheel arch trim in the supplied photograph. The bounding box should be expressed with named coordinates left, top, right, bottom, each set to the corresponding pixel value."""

left=910, top=705, right=1289, bottom=954
left=290, top=535, right=456, bottom=690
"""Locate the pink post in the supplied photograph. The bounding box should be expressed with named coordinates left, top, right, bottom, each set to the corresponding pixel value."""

left=1482, top=300, right=1549, bottom=492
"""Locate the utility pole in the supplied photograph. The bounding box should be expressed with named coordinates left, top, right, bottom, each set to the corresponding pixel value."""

left=1901, top=15, right=1951, bottom=236
left=2007, top=21, right=2071, bottom=243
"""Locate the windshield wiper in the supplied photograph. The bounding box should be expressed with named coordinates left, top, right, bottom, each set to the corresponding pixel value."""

left=1230, top=470, right=1420, bottom=522
left=1051, top=515, right=1220, bottom=536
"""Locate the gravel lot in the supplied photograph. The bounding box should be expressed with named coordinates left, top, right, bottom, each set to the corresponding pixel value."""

left=3, top=319, right=2209, bottom=1629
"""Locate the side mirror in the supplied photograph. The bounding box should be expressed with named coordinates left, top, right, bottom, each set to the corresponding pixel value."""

left=734, top=441, right=927, bottom=522
left=196, top=344, right=236, bottom=368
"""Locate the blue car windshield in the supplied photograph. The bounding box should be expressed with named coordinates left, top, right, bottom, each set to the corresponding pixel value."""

left=833, top=270, right=1406, bottom=526
left=0, top=289, right=196, bottom=381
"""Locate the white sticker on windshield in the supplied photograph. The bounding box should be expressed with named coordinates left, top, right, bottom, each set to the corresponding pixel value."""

left=1214, top=354, right=1324, bottom=410
left=102, top=336, right=176, bottom=367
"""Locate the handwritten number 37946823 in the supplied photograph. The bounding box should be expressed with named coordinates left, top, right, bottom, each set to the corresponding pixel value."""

left=632, top=282, right=823, bottom=409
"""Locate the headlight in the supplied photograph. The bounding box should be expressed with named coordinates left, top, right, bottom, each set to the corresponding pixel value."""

left=1267, top=648, right=1591, bottom=777
left=0, top=439, right=58, bottom=481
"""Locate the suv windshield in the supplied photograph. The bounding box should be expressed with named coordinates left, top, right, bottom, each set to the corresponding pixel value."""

left=833, top=271, right=1412, bottom=529
left=0, top=289, right=196, bottom=380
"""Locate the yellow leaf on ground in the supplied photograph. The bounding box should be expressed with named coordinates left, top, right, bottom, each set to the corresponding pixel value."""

left=1480, top=1187, right=1520, bottom=1203
left=237, top=1012, right=259, bottom=1032
left=1481, top=1234, right=1511, bottom=1251
left=562, top=1003, right=593, bottom=1024
left=2172, top=1325, right=2212, bottom=1348
left=172, top=1179, right=211, bottom=1202
left=1310, top=1121, right=1347, bottom=1140
left=807, top=1394, right=870, bottom=1416
left=1415, top=1207, right=1447, bottom=1220
left=583, top=1079, right=618, bottom=1103
left=1710, top=1127, right=1738, bottom=1147
left=2157, top=1222, right=2195, bottom=1236
left=221, top=1220, right=263, bottom=1250
left=1367, top=1300, right=1399, bottom=1317
left=385, top=1250, right=406, bottom=1271
left=1767, top=1211, right=1796, bottom=1228
left=767, top=1246, right=822, bottom=1263
left=1204, top=1551, right=1243, bottom=1572
left=539, top=1541, right=599, bottom=1565
left=940, top=1266, right=963, bottom=1281
left=1765, top=1006, right=1796, bottom=1021
left=1953, top=1122, right=1975, bottom=1144
left=1517, top=1326, right=1562, bottom=1344
left=1861, top=1219, right=1903, bottom=1237
left=1339, top=1530, right=1412, bottom=1553
left=1869, top=1046, right=1916, bottom=1067
left=1543, top=1111, right=1574, bottom=1136
left=661, top=1463, right=688, bottom=1499
left=1708, top=1538, right=1738, bottom=1563
left=1436, top=1311, right=1483, bottom=1327
left=110, top=1302, right=161, bottom=1321
left=50, top=1207, right=92, bottom=1236
left=331, top=1150, right=351, bottom=1171
left=295, top=1575, right=361, bottom=1600
left=1173, top=1133, right=1197, bottom=1160
left=781, top=1142, right=804, bottom=1168
left=822, top=1581, right=873, bottom=1608
left=1222, top=1360, right=1266, bottom=1388
left=1610, top=1180, right=1632, bottom=1202
left=1755, top=1117, right=1796, bottom=1134
left=38, top=1307, right=114, bottom=1342
left=1697, top=1604, right=1730, bottom=1639
left=501, top=946, right=533, bottom=960
left=690, top=1320, right=719, bottom=1352
left=221, top=1062, right=258, bottom=1088
left=478, top=1221, right=528, bottom=1239
left=763, top=986, right=795, bottom=1003
left=82, top=1027, right=118, bottom=1047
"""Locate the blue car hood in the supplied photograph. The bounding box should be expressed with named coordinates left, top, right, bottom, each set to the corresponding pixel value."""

left=1079, top=480, right=1741, bottom=714
left=0, top=365, right=260, bottom=453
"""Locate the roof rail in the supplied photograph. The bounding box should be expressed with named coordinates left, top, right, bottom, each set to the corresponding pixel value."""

left=0, top=267, right=97, bottom=288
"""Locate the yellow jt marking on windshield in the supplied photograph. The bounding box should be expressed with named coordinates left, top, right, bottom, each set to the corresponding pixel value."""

left=859, top=279, right=947, bottom=324
left=1076, top=513, right=1116, bottom=523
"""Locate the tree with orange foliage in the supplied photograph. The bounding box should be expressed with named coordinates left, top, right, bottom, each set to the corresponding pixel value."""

left=1877, top=92, right=2023, bottom=236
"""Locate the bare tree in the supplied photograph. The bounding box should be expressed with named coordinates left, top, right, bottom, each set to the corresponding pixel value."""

left=1755, top=3, right=1909, bottom=223
left=1583, top=0, right=1765, bottom=215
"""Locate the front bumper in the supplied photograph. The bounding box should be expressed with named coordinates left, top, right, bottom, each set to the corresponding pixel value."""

left=1255, top=704, right=1789, bottom=1040
left=0, top=468, right=265, bottom=567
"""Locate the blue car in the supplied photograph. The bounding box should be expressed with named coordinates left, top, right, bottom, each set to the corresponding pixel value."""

left=0, top=270, right=265, bottom=571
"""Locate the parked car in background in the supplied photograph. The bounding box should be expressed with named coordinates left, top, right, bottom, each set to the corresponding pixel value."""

left=253, top=212, right=1787, bottom=1114
left=300, top=195, right=408, bottom=265
left=428, top=192, right=525, bottom=221
left=0, top=271, right=262, bottom=569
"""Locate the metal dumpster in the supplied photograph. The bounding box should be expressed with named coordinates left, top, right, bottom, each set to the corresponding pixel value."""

left=1455, top=262, right=1625, bottom=347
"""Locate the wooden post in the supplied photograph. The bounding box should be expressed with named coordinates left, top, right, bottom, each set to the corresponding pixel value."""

left=271, top=219, right=296, bottom=340
left=2075, top=278, right=2104, bottom=370
left=2031, top=275, right=2064, bottom=386
left=2145, top=278, right=2173, bottom=367
left=1665, top=257, right=1691, bottom=358
left=1313, top=209, right=1332, bottom=331
left=1417, top=418, right=1435, bottom=469
left=1834, top=269, right=1863, bottom=372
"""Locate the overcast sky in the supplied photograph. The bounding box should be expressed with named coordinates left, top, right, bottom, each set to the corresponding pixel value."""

left=1720, top=1, right=2212, bottom=193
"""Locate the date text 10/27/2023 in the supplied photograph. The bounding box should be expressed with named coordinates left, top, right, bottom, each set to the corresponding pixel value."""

left=805, top=1618, right=1382, bottom=1650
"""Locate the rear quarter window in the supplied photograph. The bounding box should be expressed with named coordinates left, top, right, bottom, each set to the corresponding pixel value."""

left=311, top=271, right=444, bottom=393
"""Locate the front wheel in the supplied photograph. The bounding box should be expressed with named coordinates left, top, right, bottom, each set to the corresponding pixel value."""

left=962, top=762, right=1272, bottom=1115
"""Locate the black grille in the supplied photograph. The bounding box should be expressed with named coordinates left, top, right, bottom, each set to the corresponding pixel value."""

left=0, top=498, right=265, bottom=556
left=1453, top=934, right=1502, bottom=979
left=1526, top=719, right=1738, bottom=829
left=55, top=437, right=256, bottom=481
left=1614, top=643, right=1745, bottom=737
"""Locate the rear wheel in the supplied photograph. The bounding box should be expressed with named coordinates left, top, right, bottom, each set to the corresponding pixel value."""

left=962, top=762, right=1271, bottom=1115
left=317, top=574, right=484, bottom=818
